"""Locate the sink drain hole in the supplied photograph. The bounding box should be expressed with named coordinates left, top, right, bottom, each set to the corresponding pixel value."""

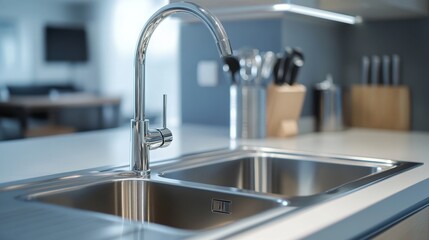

left=211, top=199, right=231, bottom=214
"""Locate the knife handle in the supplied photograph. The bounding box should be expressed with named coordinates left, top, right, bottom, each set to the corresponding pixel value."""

left=382, top=55, right=391, bottom=85
left=280, top=47, right=294, bottom=85
left=273, top=58, right=282, bottom=85
left=288, top=57, right=304, bottom=85
left=392, top=54, right=400, bottom=86
left=361, top=56, right=370, bottom=85
left=371, top=55, right=381, bottom=85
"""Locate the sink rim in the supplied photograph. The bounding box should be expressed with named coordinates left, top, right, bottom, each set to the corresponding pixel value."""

left=155, top=146, right=403, bottom=173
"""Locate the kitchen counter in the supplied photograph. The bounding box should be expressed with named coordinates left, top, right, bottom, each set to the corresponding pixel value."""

left=0, top=124, right=428, bottom=239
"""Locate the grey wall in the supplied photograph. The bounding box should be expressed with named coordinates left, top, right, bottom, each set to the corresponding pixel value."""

left=343, top=18, right=429, bottom=131
left=180, top=19, right=282, bottom=126
left=281, top=16, right=345, bottom=116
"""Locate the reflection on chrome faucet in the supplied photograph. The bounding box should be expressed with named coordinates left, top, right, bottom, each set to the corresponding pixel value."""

left=130, top=2, right=233, bottom=177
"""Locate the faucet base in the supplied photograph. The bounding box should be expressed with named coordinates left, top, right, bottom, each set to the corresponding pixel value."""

left=133, top=170, right=151, bottom=178
left=130, top=119, right=150, bottom=174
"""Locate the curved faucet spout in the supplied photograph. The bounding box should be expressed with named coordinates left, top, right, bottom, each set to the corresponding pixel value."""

left=131, top=2, right=233, bottom=176
left=134, top=2, right=232, bottom=121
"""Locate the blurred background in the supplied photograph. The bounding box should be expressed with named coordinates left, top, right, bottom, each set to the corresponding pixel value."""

left=0, top=0, right=180, bottom=139
left=0, top=0, right=428, bottom=140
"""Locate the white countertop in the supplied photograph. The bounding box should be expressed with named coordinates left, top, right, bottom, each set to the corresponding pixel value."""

left=1, top=125, right=428, bottom=239
left=0, top=124, right=230, bottom=184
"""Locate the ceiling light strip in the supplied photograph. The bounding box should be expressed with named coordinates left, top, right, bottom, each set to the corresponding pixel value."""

left=273, top=4, right=362, bottom=24
left=211, top=4, right=362, bottom=25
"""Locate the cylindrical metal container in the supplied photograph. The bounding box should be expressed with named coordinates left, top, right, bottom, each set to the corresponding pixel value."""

left=230, top=84, right=266, bottom=139
left=314, top=77, right=344, bottom=132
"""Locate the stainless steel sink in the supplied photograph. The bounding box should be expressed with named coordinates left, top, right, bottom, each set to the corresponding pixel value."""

left=158, top=147, right=420, bottom=205
left=1, top=146, right=420, bottom=239
left=27, top=178, right=285, bottom=231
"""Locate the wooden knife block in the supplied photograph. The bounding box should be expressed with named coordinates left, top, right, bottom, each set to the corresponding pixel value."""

left=350, top=85, right=410, bottom=131
left=266, top=84, right=306, bottom=137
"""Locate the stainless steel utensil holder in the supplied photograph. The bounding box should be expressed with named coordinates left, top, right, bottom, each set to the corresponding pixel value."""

left=230, top=84, right=266, bottom=139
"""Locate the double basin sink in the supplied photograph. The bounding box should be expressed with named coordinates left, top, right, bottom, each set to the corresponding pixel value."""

left=9, top=147, right=420, bottom=238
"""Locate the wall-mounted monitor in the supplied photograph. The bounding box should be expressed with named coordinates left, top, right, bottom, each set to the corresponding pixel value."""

left=44, top=26, right=88, bottom=62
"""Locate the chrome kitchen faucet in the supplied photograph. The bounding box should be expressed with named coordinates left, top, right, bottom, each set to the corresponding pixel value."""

left=130, top=2, right=233, bottom=177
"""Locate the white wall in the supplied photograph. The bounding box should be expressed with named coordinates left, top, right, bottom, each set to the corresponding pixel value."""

left=0, top=0, right=98, bottom=91
left=91, top=0, right=180, bottom=125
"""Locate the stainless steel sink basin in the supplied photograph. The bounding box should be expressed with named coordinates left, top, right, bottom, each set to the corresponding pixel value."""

left=161, top=156, right=375, bottom=197
left=27, top=178, right=285, bottom=231
left=159, top=147, right=420, bottom=203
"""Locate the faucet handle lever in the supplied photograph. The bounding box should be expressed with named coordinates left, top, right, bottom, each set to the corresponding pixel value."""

left=162, top=94, right=167, bottom=129
left=159, top=94, right=172, bottom=148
